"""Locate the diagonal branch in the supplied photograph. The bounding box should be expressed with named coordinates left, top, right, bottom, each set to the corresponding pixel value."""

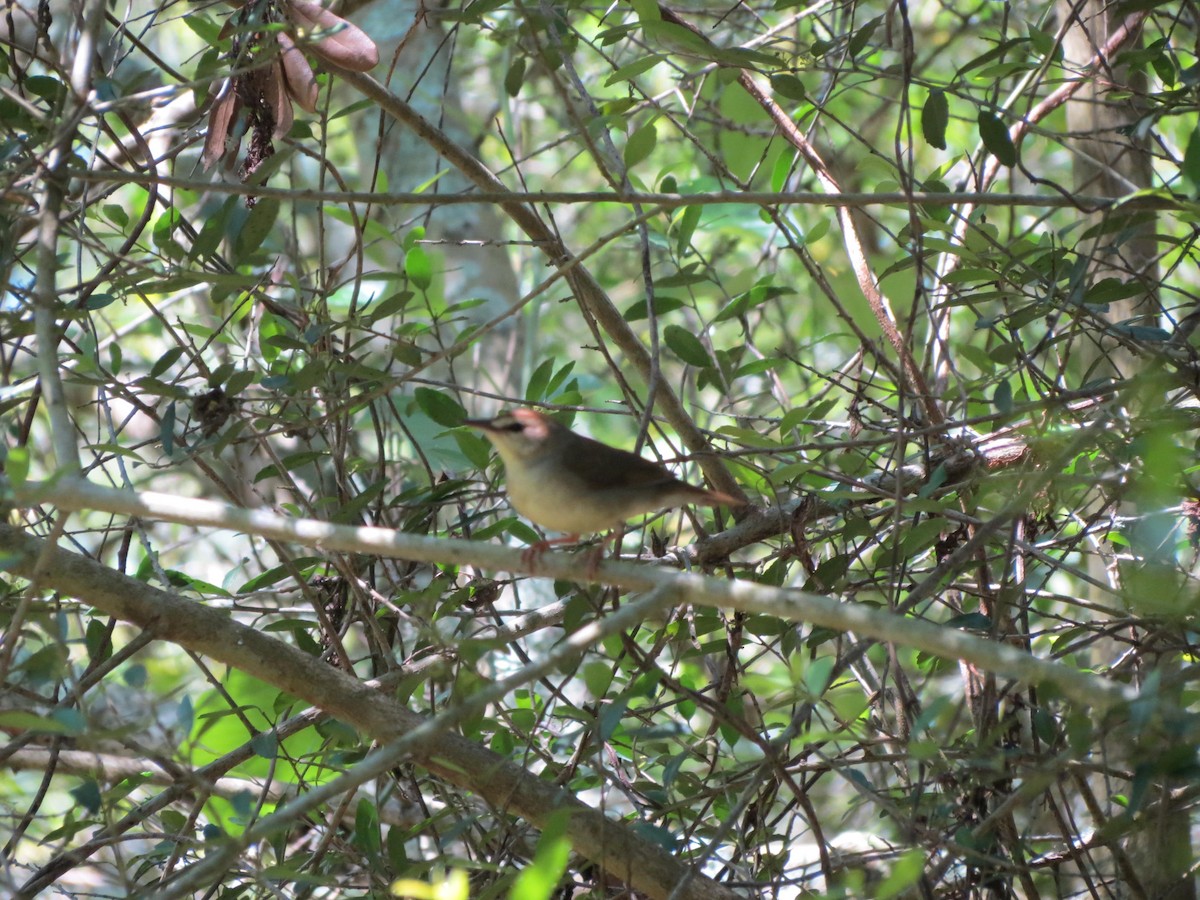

left=657, top=5, right=945, bottom=431
left=1, top=521, right=736, bottom=900
left=328, top=65, right=746, bottom=504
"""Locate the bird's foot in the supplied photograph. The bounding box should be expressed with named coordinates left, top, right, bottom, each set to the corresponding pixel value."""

left=583, top=543, right=607, bottom=582
left=582, top=530, right=625, bottom=582
left=520, top=535, right=579, bottom=573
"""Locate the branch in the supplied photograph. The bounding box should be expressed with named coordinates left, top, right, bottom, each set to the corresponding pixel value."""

left=656, top=5, right=944, bottom=430
left=929, top=11, right=1153, bottom=383
left=8, top=478, right=1134, bottom=712
left=0, top=520, right=735, bottom=900
left=68, top=168, right=1194, bottom=209
left=327, top=65, right=746, bottom=504
left=29, top=0, right=112, bottom=476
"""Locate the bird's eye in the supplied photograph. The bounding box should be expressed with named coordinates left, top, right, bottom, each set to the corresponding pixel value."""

left=502, top=422, right=524, bottom=432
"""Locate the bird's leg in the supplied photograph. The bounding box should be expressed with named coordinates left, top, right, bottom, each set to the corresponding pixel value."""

left=521, top=534, right=579, bottom=573
left=583, top=526, right=624, bottom=582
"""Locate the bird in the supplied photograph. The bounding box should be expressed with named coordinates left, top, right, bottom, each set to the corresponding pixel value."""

left=465, top=407, right=740, bottom=571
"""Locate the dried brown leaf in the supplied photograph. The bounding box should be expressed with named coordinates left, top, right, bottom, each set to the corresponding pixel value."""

left=265, top=60, right=293, bottom=139
left=285, top=0, right=379, bottom=72
left=277, top=31, right=319, bottom=113
left=202, top=88, right=240, bottom=170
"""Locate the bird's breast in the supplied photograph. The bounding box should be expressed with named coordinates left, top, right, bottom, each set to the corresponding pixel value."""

left=503, top=457, right=659, bottom=535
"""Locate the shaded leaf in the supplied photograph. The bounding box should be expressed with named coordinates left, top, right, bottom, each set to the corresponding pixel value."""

left=770, top=73, right=807, bottom=100
left=993, top=379, right=1013, bottom=412
left=664, top=324, right=713, bottom=367
left=415, top=387, right=466, bottom=427
left=922, top=89, right=948, bottom=150
left=604, top=54, right=664, bottom=86
left=978, top=111, right=1016, bottom=166
left=1184, top=123, right=1200, bottom=194
left=624, top=121, right=658, bottom=169
left=847, top=17, right=881, bottom=58
left=505, top=57, right=526, bottom=97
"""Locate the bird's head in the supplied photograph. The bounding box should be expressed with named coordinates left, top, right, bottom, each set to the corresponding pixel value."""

left=465, top=408, right=562, bottom=463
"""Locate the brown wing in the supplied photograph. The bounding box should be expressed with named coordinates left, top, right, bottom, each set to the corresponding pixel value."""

left=557, top=432, right=686, bottom=492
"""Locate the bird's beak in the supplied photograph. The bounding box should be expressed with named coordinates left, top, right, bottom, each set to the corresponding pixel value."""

left=463, top=417, right=494, bottom=431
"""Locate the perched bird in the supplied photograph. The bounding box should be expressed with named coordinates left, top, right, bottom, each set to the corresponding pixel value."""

left=466, top=407, right=740, bottom=568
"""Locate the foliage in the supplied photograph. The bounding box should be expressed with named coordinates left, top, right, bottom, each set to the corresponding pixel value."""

left=2, top=0, right=1200, bottom=897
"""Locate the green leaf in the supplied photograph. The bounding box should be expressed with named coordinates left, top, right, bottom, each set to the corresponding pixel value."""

left=714, top=281, right=793, bottom=322
left=922, top=89, right=948, bottom=150
left=524, top=358, right=575, bottom=403
left=898, top=519, right=946, bottom=555
left=505, top=57, right=526, bottom=97
left=82, top=293, right=116, bottom=312
left=176, top=695, right=194, bottom=736
left=190, top=196, right=235, bottom=261
left=672, top=205, right=702, bottom=255
left=69, top=779, right=103, bottom=815
left=993, top=379, right=1013, bottom=413
left=770, top=73, right=807, bottom=101
left=598, top=695, right=630, bottom=742
left=847, top=16, right=881, bottom=58
left=944, top=612, right=993, bottom=630
left=238, top=559, right=320, bottom=593
left=182, top=12, right=222, bottom=45
left=802, top=656, right=835, bottom=699
left=604, top=54, right=665, bottom=86
left=771, top=146, right=797, bottom=192
left=734, top=357, right=783, bottom=378
left=977, top=111, right=1016, bottom=166
left=954, top=38, right=1029, bottom=80
left=582, top=661, right=614, bottom=699
left=663, top=324, right=713, bottom=367
left=510, top=810, right=572, bottom=900
left=251, top=731, right=278, bottom=759
left=1027, top=25, right=1063, bottom=63
left=102, top=204, right=128, bottom=228
left=364, top=290, right=415, bottom=324
left=622, top=295, right=686, bottom=321
left=353, top=798, right=381, bottom=855
left=84, top=618, right=114, bottom=666
left=1184, top=124, right=1200, bottom=194
left=1149, top=41, right=1177, bottom=86
left=405, top=245, right=433, bottom=290
left=624, top=121, right=658, bottom=170
left=525, top=358, right=556, bottom=403
left=876, top=849, right=926, bottom=900
left=233, top=197, right=280, bottom=261
left=917, top=463, right=949, bottom=499
left=161, top=401, right=176, bottom=456
left=415, top=387, right=466, bottom=427
left=26, top=75, right=65, bottom=105
left=4, top=445, right=28, bottom=486
left=150, top=347, right=185, bottom=379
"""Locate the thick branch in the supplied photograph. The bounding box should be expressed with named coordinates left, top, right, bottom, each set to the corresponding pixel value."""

left=7, top=480, right=1133, bottom=711
left=0, top=521, right=736, bottom=900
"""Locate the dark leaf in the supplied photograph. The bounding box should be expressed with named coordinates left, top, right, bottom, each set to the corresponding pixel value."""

left=664, top=325, right=713, bottom=367
left=922, top=89, right=948, bottom=150
left=415, top=387, right=466, bottom=427
left=978, top=111, right=1016, bottom=166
